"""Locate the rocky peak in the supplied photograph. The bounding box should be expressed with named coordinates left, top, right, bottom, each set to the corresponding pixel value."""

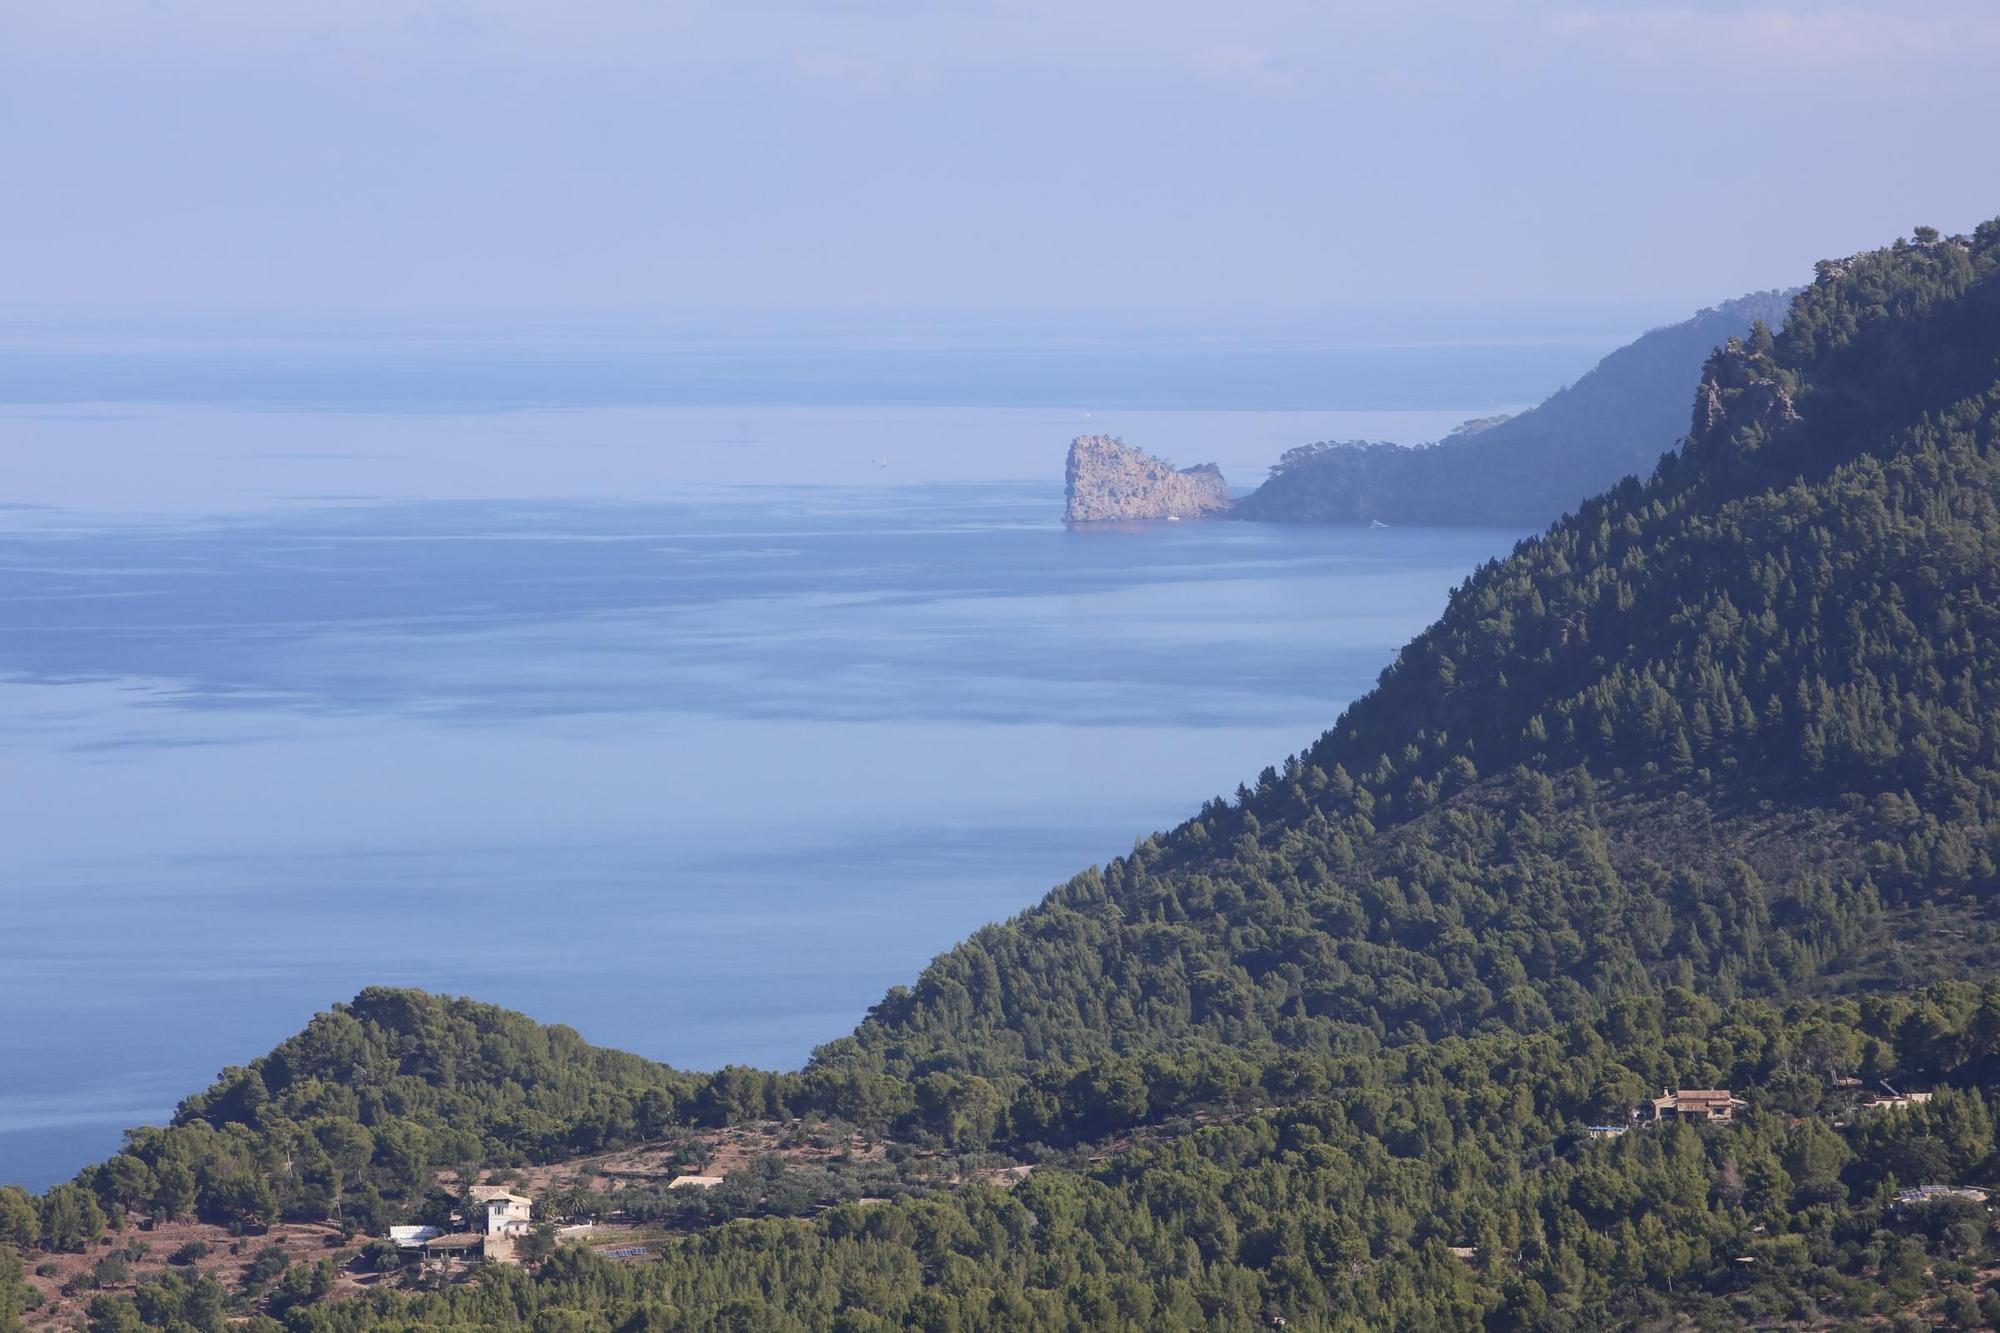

left=1689, top=336, right=1801, bottom=462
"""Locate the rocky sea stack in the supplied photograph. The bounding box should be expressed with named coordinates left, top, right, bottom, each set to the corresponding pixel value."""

left=1063, top=435, right=1232, bottom=522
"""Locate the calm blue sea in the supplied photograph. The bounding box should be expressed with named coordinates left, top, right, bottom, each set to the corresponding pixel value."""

left=0, top=401, right=1528, bottom=1189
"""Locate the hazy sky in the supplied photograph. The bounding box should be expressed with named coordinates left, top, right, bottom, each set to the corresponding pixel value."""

left=4, top=1, right=1996, bottom=326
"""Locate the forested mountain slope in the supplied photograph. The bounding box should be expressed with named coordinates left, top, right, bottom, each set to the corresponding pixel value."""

left=16, top=222, right=2000, bottom=1332
left=35, top=983, right=2000, bottom=1330
left=817, top=226, right=2000, bottom=1081
left=1231, top=290, right=1792, bottom=527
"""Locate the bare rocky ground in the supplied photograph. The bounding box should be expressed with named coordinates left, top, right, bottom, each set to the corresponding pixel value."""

left=21, top=1216, right=356, bottom=1329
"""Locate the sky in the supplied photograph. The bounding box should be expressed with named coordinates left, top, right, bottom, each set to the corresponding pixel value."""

left=2, top=0, right=1997, bottom=333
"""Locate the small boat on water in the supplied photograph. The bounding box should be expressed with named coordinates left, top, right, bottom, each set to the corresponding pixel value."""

left=1370, top=519, right=1389, bottom=529
left=1166, top=515, right=1181, bottom=522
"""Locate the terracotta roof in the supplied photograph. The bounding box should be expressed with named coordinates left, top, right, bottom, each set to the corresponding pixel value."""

left=424, top=1233, right=486, bottom=1251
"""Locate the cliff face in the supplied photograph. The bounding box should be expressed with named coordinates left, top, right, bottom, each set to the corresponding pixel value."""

left=1063, top=435, right=1232, bottom=522
left=1231, top=289, right=1795, bottom=528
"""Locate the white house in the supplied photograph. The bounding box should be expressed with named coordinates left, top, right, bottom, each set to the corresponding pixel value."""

left=468, top=1185, right=535, bottom=1237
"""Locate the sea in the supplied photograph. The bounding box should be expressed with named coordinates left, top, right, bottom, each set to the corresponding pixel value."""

left=0, top=386, right=1551, bottom=1190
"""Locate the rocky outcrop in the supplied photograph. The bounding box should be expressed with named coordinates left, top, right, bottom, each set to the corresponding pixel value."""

left=1063, top=435, right=1232, bottom=522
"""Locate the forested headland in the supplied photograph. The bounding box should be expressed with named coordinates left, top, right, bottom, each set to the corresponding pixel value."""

left=1230, top=290, right=1792, bottom=528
